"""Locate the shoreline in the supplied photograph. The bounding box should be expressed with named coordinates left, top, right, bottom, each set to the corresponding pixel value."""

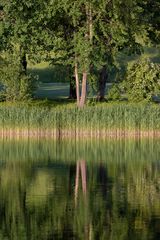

left=0, top=129, right=160, bottom=139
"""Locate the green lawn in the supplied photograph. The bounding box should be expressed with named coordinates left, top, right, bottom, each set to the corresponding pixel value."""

left=35, top=82, right=70, bottom=99
left=29, top=47, right=160, bottom=85
left=28, top=62, right=69, bottom=83
left=26, top=46, right=160, bottom=100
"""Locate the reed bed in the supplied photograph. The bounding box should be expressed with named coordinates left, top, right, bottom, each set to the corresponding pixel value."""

left=0, top=103, right=160, bottom=137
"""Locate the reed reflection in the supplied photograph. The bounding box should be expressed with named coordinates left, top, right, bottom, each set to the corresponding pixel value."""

left=0, top=139, right=159, bottom=239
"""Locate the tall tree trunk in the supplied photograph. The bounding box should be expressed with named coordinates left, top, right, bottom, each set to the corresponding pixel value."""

left=79, top=72, right=87, bottom=108
left=69, top=78, right=76, bottom=99
left=75, top=61, right=80, bottom=106
left=89, top=4, right=93, bottom=44
left=74, top=3, right=92, bottom=108
left=19, top=45, right=27, bottom=74
left=69, top=65, right=76, bottom=99
left=21, top=54, right=27, bottom=73
left=75, top=61, right=87, bottom=108
left=97, top=66, right=108, bottom=101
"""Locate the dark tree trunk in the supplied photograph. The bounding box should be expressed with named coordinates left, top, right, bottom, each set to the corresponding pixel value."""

left=69, top=66, right=76, bottom=99
left=69, top=78, right=76, bottom=99
left=97, top=66, right=108, bottom=101
left=21, top=54, right=27, bottom=74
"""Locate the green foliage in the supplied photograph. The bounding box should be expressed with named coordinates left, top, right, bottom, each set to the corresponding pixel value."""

left=122, top=58, right=160, bottom=102
left=107, top=84, right=121, bottom=101
left=0, top=53, right=37, bottom=101
left=29, top=64, right=69, bottom=83
left=0, top=0, right=160, bottom=104
left=140, top=0, right=160, bottom=44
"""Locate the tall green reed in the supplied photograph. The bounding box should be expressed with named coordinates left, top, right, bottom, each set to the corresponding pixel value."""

left=0, top=103, right=160, bottom=133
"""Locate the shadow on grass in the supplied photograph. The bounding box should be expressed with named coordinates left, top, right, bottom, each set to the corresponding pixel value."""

left=28, top=66, right=69, bottom=83
left=32, top=98, right=76, bottom=108
left=35, top=82, right=70, bottom=100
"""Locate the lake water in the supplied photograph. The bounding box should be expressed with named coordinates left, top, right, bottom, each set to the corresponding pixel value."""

left=0, top=138, right=160, bottom=240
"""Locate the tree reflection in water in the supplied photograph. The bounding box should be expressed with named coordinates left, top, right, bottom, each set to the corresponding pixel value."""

left=0, top=139, right=159, bottom=239
left=75, top=160, right=87, bottom=204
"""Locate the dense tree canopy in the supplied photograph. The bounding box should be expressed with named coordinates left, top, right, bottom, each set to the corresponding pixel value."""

left=0, top=0, right=159, bottom=105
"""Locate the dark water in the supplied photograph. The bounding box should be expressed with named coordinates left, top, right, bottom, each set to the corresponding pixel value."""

left=0, top=139, right=160, bottom=240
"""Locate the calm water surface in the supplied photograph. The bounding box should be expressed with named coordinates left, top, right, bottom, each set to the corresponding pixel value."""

left=0, top=139, right=160, bottom=240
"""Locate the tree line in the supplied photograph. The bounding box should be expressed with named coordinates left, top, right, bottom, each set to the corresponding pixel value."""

left=0, top=0, right=160, bottom=106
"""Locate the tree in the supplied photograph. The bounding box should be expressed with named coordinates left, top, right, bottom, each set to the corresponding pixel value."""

left=1, top=0, right=159, bottom=104
left=41, top=0, right=140, bottom=107
left=139, top=0, right=160, bottom=44
left=0, top=0, right=48, bottom=100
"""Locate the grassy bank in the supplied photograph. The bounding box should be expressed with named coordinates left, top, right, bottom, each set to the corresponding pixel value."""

left=0, top=102, right=160, bottom=137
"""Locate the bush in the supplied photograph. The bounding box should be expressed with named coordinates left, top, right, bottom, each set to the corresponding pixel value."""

left=0, top=52, right=37, bottom=101
left=122, top=57, right=160, bottom=102
left=107, top=84, right=121, bottom=100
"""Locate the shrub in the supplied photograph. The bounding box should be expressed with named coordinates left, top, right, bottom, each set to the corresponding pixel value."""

left=107, top=84, right=121, bottom=100
left=0, top=52, right=37, bottom=101
left=122, top=57, right=160, bottom=102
